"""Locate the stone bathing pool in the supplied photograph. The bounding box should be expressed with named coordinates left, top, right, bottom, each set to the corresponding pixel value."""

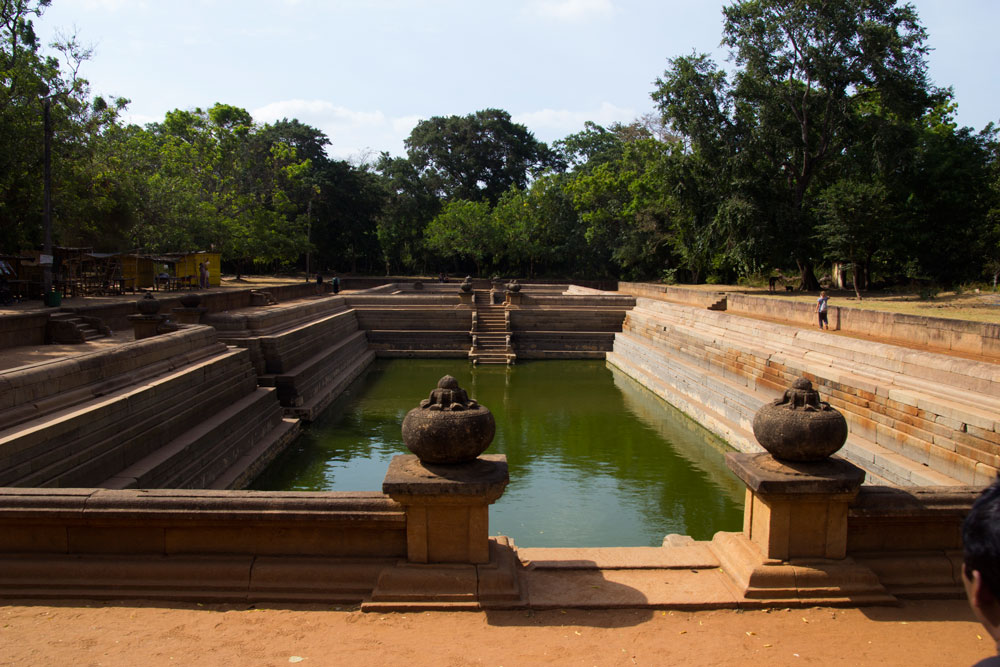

left=251, top=359, right=744, bottom=547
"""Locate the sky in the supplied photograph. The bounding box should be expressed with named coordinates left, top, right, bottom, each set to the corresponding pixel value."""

left=35, top=0, right=1000, bottom=163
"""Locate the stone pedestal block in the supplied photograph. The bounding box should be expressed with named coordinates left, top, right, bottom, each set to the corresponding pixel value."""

left=171, top=306, right=206, bottom=325
left=382, top=454, right=508, bottom=564
left=458, top=292, right=474, bottom=306
left=127, top=314, right=164, bottom=340
left=505, top=292, right=523, bottom=306
left=728, top=452, right=864, bottom=560
left=711, top=452, right=894, bottom=605
left=363, top=536, right=524, bottom=611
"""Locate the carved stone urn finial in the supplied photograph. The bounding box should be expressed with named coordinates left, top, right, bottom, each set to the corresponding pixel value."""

left=136, top=292, right=161, bottom=315
left=506, top=279, right=521, bottom=293
left=401, top=375, right=496, bottom=464
left=751, top=377, right=848, bottom=461
left=460, top=277, right=473, bottom=293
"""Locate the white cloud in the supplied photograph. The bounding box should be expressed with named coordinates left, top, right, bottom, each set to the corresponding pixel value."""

left=56, top=0, right=144, bottom=10
left=122, top=112, right=160, bottom=128
left=527, top=0, right=616, bottom=21
left=514, top=102, right=635, bottom=139
left=253, top=100, right=386, bottom=127
left=251, top=99, right=419, bottom=160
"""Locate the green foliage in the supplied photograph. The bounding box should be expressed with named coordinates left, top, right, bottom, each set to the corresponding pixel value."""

left=404, top=109, right=555, bottom=205
left=2, top=0, right=997, bottom=289
left=423, top=199, right=498, bottom=276
left=654, top=0, right=937, bottom=288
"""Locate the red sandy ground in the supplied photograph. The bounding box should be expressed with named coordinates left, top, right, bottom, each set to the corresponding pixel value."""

left=1, top=599, right=995, bottom=666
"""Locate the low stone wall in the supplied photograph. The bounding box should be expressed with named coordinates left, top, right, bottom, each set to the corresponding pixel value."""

left=619, top=282, right=728, bottom=310
left=848, top=485, right=979, bottom=598
left=727, top=293, right=1000, bottom=359
left=0, top=488, right=405, bottom=602
left=0, top=311, right=49, bottom=349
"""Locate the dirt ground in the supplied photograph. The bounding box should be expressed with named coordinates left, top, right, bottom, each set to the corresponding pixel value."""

left=1, top=599, right=995, bottom=667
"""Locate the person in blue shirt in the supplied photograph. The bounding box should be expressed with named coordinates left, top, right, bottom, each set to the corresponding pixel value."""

left=816, top=290, right=829, bottom=329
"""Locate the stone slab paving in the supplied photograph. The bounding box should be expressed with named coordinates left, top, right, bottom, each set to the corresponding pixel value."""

left=518, top=545, right=719, bottom=569
left=518, top=545, right=743, bottom=610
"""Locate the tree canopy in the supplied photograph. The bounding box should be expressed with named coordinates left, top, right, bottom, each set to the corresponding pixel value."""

left=2, top=0, right=997, bottom=287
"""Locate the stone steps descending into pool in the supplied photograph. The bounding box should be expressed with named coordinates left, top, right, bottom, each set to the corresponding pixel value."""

left=260, top=330, right=374, bottom=421
left=207, top=296, right=377, bottom=421
left=609, top=298, right=1000, bottom=487
left=0, top=326, right=299, bottom=489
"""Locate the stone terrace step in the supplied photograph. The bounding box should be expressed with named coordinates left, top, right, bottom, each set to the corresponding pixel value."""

left=0, top=347, right=259, bottom=487
left=0, top=327, right=225, bottom=430
left=102, top=386, right=293, bottom=490
left=614, top=299, right=1000, bottom=486
left=261, top=330, right=375, bottom=420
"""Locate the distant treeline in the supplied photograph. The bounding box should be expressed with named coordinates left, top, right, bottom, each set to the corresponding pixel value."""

left=2, top=0, right=998, bottom=288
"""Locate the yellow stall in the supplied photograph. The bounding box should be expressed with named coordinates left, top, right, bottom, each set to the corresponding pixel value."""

left=173, top=252, right=221, bottom=288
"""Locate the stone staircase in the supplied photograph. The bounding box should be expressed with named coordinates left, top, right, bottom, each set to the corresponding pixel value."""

left=469, top=290, right=515, bottom=365
left=46, top=312, right=110, bottom=344
left=607, top=297, right=1000, bottom=487
left=207, top=296, right=376, bottom=421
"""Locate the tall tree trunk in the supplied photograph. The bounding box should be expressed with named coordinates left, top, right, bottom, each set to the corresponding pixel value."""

left=852, top=260, right=863, bottom=301
left=796, top=259, right=821, bottom=291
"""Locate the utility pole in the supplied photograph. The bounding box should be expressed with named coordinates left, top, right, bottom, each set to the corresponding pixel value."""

left=42, top=97, right=53, bottom=295
left=305, top=198, right=312, bottom=277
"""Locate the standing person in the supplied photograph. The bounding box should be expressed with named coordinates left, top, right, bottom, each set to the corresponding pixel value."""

left=332, top=273, right=340, bottom=295
left=962, top=480, right=1000, bottom=665
left=198, top=261, right=209, bottom=289
left=816, top=290, right=830, bottom=329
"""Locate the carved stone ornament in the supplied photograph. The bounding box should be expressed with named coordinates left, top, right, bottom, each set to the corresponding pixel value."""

left=751, top=377, right=848, bottom=462
left=401, top=375, right=496, bottom=464
left=179, top=293, right=202, bottom=308
left=460, top=276, right=473, bottom=293
left=136, top=292, right=161, bottom=315
left=506, top=279, right=522, bottom=293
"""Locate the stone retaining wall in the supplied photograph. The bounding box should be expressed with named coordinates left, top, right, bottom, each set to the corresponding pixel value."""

left=608, top=298, right=1000, bottom=487
left=727, top=293, right=1000, bottom=360
left=619, top=282, right=728, bottom=310
left=0, top=311, right=49, bottom=349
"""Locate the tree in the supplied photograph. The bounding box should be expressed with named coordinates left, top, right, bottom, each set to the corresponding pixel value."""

left=815, top=179, right=891, bottom=299
left=404, top=109, right=555, bottom=205
left=423, top=199, right=499, bottom=276
left=654, top=0, right=935, bottom=289
left=374, top=153, right=440, bottom=275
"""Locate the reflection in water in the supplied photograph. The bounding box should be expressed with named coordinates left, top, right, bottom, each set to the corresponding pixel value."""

left=251, top=359, right=744, bottom=547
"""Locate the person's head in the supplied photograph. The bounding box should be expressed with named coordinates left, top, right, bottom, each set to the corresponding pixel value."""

left=963, top=479, right=1000, bottom=643
left=820, top=290, right=827, bottom=297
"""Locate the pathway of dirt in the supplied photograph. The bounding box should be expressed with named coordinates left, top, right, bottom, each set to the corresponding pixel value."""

left=2, top=599, right=995, bottom=666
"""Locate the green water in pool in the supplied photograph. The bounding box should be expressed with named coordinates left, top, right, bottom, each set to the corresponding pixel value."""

left=250, top=359, right=744, bottom=547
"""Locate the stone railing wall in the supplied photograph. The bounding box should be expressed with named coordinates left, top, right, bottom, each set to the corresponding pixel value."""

left=0, top=311, right=50, bottom=349
left=0, top=488, right=405, bottom=602
left=847, top=485, right=979, bottom=598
